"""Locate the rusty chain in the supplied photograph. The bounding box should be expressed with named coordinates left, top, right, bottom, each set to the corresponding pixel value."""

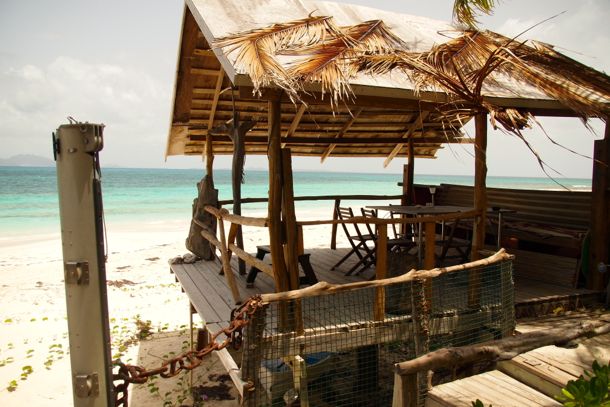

left=112, top=295, right=264, bottom=406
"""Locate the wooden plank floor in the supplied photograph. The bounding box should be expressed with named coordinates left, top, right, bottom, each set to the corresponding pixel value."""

left=498, top=311, right=610, bottom=398
left=514, top=278, right=598, bottom=304
left=171, top=247, right=371, bottom=332
left=171, top=246, right=599, bottom=329
left=426, top=370, right=562, bottom=406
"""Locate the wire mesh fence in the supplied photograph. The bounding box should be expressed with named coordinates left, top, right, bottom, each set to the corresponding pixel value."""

left=241, top=253, right=514, bottom=406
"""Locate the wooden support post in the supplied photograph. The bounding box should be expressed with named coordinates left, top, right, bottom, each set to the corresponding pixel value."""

left=405, top=138, right=415, bottom=205
left=423, top=220, right=436, bottom=318
left=242, top=305, right=267, bottom=406
left=282, top=148, right=303, bottom=334
left=469, top=113, right=487, bottom=308
left=205, top=134, right=214, bottom=184
left=424, top=221, right=436, bottom=270
left=268, top=97, right=289, bottom=293
left=281, top=149, right=300, bottom=290
left=330, top=199, right=340, bottom=249
left=409, top=278, right=430, bottom=407
left=471, top=113, right=488, bottom=260
left=231, top=117, right=255, bottom=275
left=589, top=120, right=610, bottom=291
left=374, top=225, right=388, bottom=321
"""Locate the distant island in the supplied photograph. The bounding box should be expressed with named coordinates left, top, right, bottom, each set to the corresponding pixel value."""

left=0, top=154, right=54, bottom=167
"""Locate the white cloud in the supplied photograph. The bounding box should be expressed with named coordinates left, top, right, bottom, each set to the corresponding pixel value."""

left=0, top=56, right=172, bottom=164
left=493, top=0, right=610, bottom=72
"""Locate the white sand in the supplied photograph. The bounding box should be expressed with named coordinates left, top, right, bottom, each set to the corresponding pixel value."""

left=0, top=207, right=343, bottom=405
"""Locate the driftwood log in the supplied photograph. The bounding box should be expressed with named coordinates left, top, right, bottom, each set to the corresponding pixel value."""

left=186, top=175, right=218, bottom=260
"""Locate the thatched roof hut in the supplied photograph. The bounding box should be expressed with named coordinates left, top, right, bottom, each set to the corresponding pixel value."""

left=167, top=0, right=610, bottom=291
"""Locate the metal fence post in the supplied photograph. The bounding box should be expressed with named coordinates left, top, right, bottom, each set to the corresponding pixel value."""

left=54, top=122, right=113, bottom=405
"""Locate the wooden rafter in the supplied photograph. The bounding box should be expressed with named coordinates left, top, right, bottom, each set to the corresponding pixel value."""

left=202, top=67, right=225, bottom=162
left=207, top=67, right=225, bottom=131
left=383, top=111, right=430, bottom=168
left=320, top=107, right=364, bottom=162
left=191, top=134, right=470, bottom=145
left=282, top=104, right=306, bottom=148
left=191, top=67, right=223, bottom=76
left=193, top=48, right=216, bottom=57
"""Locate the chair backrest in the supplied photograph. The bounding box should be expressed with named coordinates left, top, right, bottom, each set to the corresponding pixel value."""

left=360, top=207, right=378, bottom=237
left=388, top=204, right=413, bottom=240
left=336, top=206, right=368, bottom=241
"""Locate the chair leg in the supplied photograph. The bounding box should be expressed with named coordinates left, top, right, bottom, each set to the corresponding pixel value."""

left=332, top=241, right=366, bottom=270
left=345, top=245, right=376, bottom=276
left=246, top=246, right=269, bottom=287
left=298, top=254, right=318, bottom=285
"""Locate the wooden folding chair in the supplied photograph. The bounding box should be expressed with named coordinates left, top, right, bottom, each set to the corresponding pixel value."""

left=331, top=206, right=376, bottom=275
left=436, top=218, right=472, bottom=266
left=361, top=208, right=417, bottom=255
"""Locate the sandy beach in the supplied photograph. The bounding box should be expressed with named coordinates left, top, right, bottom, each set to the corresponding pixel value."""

left=0, top=207, right=340, bottom=406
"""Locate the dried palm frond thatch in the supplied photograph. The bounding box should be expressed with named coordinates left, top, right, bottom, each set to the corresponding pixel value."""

left=213, top=15, right=343, bottom=100
left=213, top=13, right=609, bottom=172
left=283, top=20, right=410, bottom=105
left=214, top=16, right=609, bottom=123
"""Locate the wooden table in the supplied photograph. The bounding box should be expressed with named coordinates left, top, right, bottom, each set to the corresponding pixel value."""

left=366, top=205, right=474, bottom=266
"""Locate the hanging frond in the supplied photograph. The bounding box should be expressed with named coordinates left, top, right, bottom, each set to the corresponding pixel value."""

left=453, top=0, right=497, bottom=29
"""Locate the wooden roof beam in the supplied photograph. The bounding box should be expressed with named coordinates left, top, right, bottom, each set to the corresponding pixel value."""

left=320, top=108, right=364, bottom=162
left=191, top=67, right=224, bottom=76
left=192, top=48, right=216, bottom=57
left=383, top=111, right=430, bottom=168
left=206, top=68, right=225, bottom=133
left=187, top=134, right=469, bottom=145
left=171, top=7, right=199, bottom=125
left=282, top=104, right=306, bottom=148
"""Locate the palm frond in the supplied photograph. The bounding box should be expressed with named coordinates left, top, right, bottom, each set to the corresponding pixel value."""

left=213, top=16, right=342, bottom=97
left=453, top=0, right=497, bottom=29
left=284, top=20, right=409, bottom=105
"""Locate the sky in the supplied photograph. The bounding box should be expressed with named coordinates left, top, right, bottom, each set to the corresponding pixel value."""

left=0, top=0, right=608, bottom=178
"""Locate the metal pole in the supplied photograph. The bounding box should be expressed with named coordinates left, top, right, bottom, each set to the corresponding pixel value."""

left=54, top=122, right=113, bottom=406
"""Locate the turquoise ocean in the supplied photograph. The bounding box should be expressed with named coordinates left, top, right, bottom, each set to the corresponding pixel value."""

left=0, top=166, right=591, bottom=238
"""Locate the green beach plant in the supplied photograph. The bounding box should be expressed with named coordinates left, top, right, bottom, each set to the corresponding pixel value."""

left=556, top=360, right=610, bottom=406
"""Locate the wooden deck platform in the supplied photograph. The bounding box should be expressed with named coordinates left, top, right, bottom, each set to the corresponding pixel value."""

left=427, top=311, right=610, bottom=406
left=170, top=247, right=606, bottom=403
left=171, top=246, right=601, bottom=333
left=426, top=370, right=562, bottom=406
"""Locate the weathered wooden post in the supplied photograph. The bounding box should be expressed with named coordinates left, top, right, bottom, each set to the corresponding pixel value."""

left=589, top=120, right=610, bottom=291
left=469, top=113, right=488, bottom=308
left=268, top=96, right=290, bottom=292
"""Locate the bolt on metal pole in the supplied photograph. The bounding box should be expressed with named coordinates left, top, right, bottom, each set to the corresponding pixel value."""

left=54, top=122, right=113, bottom=406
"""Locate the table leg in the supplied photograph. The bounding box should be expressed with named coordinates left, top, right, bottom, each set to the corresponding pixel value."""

left=497, top=212, right=503, bottom=249
left=417, top=220, right=423, bottom=266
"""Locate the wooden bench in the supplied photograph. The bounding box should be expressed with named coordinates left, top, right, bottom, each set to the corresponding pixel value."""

left=246, top=245, right=318, bottom=288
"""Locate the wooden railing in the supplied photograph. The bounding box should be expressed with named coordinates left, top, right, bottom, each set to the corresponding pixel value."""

left=199, top=203, right=483, bottom=312
left=219, top=193, right=404, bottom=250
